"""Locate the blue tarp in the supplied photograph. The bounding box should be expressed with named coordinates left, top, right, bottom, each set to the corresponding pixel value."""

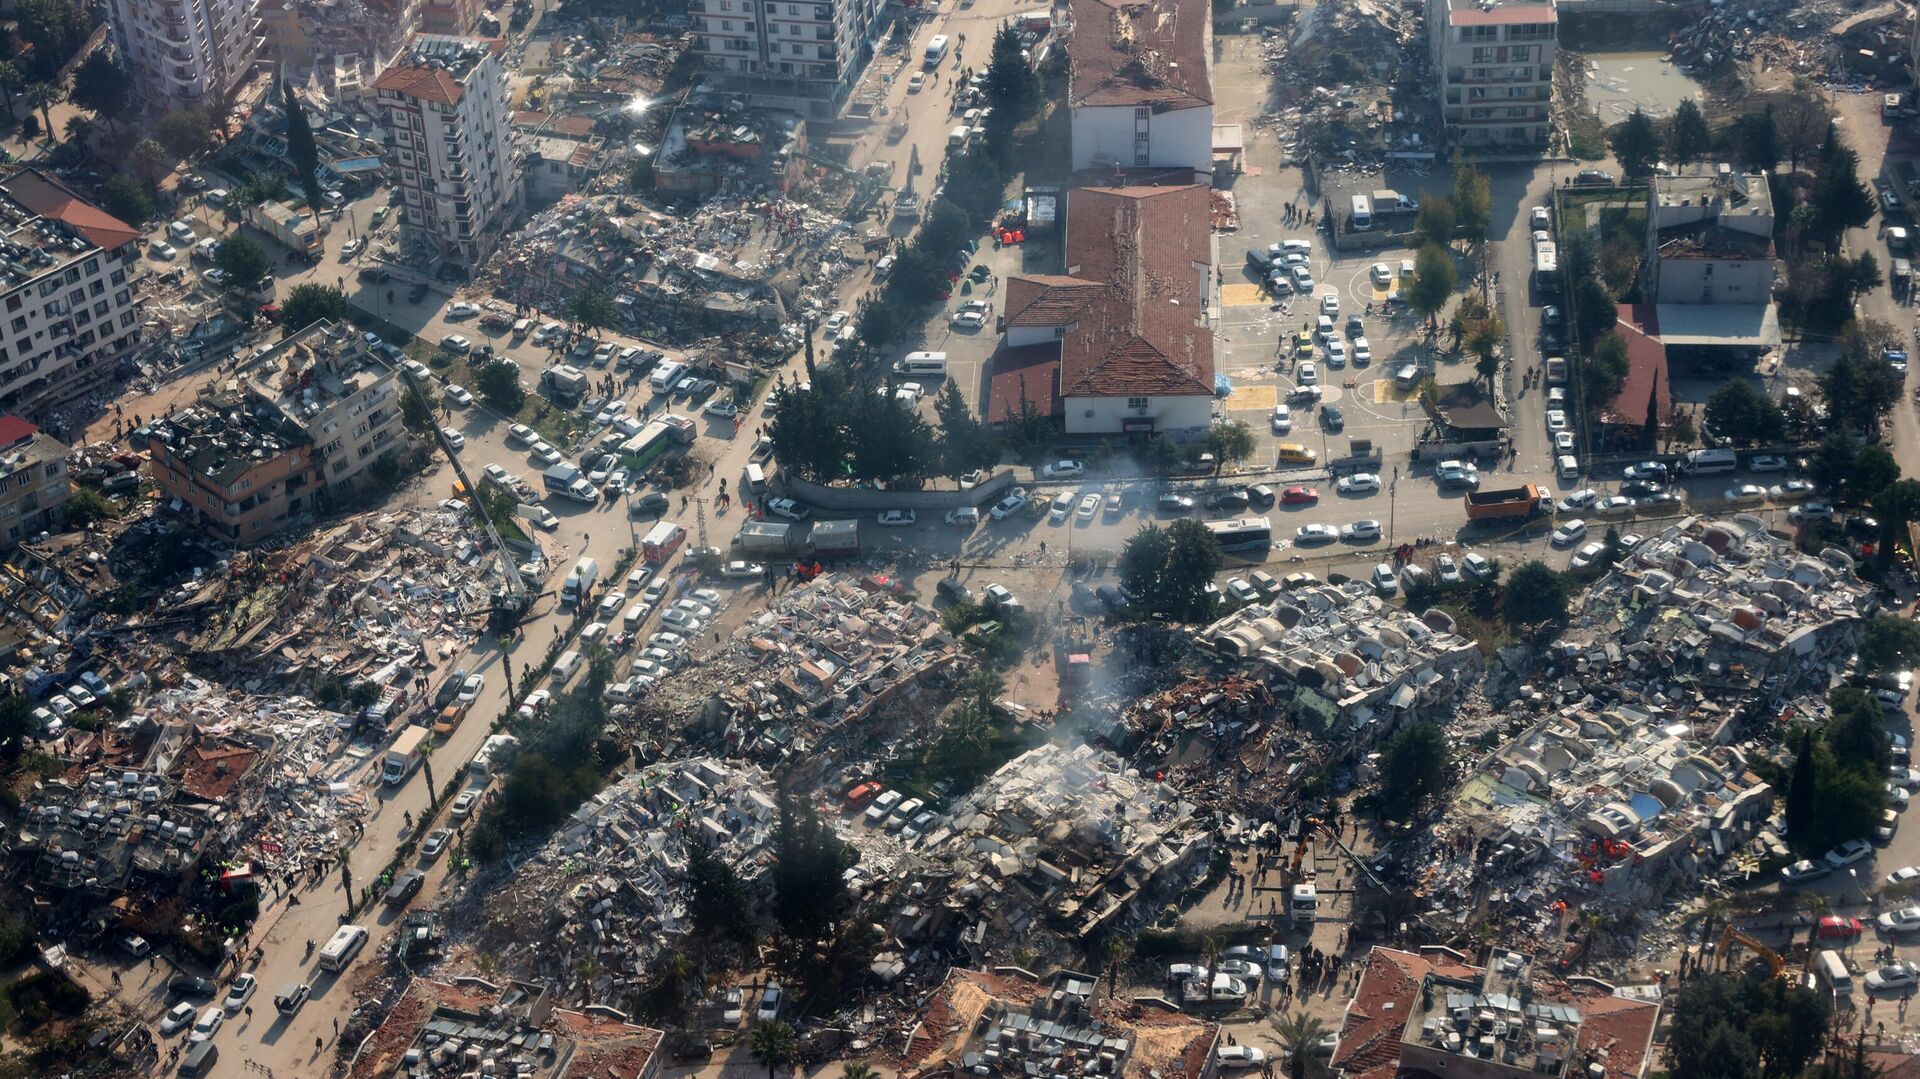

left=332, top=157, right=386, bottom=174
left=1214, top=373, right=1232, bottom=397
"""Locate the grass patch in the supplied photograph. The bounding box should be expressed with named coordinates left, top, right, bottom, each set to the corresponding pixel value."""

left=1564, top=106, right=1608, bottom=161
left=4, top=969, right=88, bottom=1036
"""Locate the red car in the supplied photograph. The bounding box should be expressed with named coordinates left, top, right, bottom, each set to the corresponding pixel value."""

left=1816, top=915, right=1866, bottom=942
left=1281, top=486, right=1320, bottom=505
left=844, top=782, right=883, bottom=806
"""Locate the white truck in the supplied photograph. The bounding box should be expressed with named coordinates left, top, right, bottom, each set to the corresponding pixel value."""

left=1289, top=882, right=1318, bottom=925
left=382, top=726, right=430, bottom=785
left=560, top=557, right=600, bottom=607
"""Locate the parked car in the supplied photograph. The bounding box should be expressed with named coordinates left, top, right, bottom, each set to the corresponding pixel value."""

left=1041, top=460, right=1085, bottom=479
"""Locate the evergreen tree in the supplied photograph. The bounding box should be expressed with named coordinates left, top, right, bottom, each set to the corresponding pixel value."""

left=1784, top=730, right=1817, bottom=847
left=1609, top=107, right=1661, bottom=179
left=1665, top=98, right=1712, bottom=166
left=283, top=81, right=322, bottom=216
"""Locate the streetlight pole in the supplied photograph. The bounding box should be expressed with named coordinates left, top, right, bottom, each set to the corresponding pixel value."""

left=1388, top=464, right=1399, bottom=545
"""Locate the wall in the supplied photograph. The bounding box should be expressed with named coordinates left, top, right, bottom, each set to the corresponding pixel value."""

left=778, top=469, right=1016, bottom=511
left=1070, top=105, right=1214, bottom=176
left=1063, top=394, right=1211, bottom=437
left=1652, top=258, right=1773, bottom=305
left=1006, top=324, right=1061, bottom=348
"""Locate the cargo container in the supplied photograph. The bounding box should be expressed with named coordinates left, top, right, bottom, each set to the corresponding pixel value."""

left=382, top=726, right=429, bottom=784
left=733, top=520, right=797, bottom=555
left=810, top=518, right=861, bottom=557
left=1464, top=484, right=1550, bottom=521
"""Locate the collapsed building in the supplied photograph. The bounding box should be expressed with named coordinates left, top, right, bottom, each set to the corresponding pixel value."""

left=348, top=976, right=664, bottom=1079
left=1198, top=584, right=1484, bottom=751
left=900, top=966, right=1218, bottom=1079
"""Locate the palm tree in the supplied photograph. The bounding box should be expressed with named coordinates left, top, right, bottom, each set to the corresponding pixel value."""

left=841, top=1063, right=880, bottom=1079
left=967, top=667, right=1004, bottom=714
left=1273, top=1011, right=1328, bottom=1079
left=24, top=83, right=58, bottom=145
left=1102, top=936, right=1134, bottom=1000
left=336, top=846, right=355, bottom=913
left=1693, top=895, right=1730, bottom=976
left=419, top=741, right=438, bottom=810
left=1200, top=934, right=1222, bottom=988
left=1804, top=893, right=1830, bottom=950
left=748, top=1019, right=800, bottom=1079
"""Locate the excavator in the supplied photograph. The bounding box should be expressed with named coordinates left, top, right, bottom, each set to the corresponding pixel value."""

left=399, top=368, right=531, bottom=630
left=1717, top=924, right=1787, bottom=978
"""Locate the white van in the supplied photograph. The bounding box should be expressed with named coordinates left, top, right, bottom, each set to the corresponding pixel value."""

left=1816, top=949, right=1853, bottom=998
left=511, top=317, right=533, bottom=338
left=318, top=925, right=368, bottom=972
left=650, top=360, right=688, bottom=391
left=924, top=34, right=950, bottom=67
left=893, top=351, right=949, bottom=378
left=744, top=462, right=769, bottom=494
left=1556, top=454, right=1580, bottom=480
left=1682, top=447, right=1739, bottom=475
left=622, top=604, right=648, bottom=633
left=948, top=125, right=969, bottom=150
left=552, top=649, right=584, bottom=685
left=1350, top=195, right=1373, bottom=231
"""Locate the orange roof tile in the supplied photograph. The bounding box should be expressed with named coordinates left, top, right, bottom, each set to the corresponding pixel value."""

left=1068, top=0, right=1212, bottom=111
left=373, top=63, right=465, bottom=105
left=0, top=170, right=141, bottom=251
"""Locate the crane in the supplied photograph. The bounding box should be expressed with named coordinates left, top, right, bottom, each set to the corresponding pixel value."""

left=399, top=368, right=530, bottom=630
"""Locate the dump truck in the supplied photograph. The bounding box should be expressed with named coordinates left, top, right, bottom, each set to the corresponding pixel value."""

left=382, top=726, right=430, bottom=784
left=1464, top=484, right=1551, bottom=522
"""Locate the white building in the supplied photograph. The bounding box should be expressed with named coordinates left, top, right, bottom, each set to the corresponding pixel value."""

left=374, top=34, right=519, bottom=271
left=1637, top=167, right=1782, bottom=358
left=109, top=0, right=264, bottom=113
left=0, top=172, right=145, bottom=421
left=1425, top=0, right=1557, bottom=149
left=242, top=319, right=405, bottom=493
left=994, top=183, right=1214, bottom=438
left=688, top=0, right=888, bottom=120
left=1067, top=0, right=1213, bottom=178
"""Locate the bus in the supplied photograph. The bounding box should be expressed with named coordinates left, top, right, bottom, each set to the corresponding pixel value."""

left=1205, top=516, right=1274, bottom=553
left=619, top=420, right=684, bottom=471
left=1532, top=239, right=1559, bottom=292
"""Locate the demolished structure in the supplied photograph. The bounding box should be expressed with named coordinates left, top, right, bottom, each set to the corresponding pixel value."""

left=348, top=975, right=664, bottom=1079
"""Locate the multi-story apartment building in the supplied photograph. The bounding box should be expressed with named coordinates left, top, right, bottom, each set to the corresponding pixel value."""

left=373, top=35, right=519, bottom=271
left=148, top=404, right=315, bottom=546
left=1066, top=0, right=1214, bottom=178
left=109, top=0, right=264, bottom=113
left=0, top=416, right=71, bottom=547
left=242, top=320, right=404, bottom=493
left=1426, top=0, right=1557, bottom=149
left=0, top=172, right=144, bottom=421
left=259, top=0, right=420, bottom=85
left=688, top=0, right=888, bottom=120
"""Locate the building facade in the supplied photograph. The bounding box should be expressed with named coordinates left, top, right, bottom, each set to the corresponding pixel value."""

left=0, top=173, right=146, bottom=421
left=1067, top=0, right=1214, bottom=177
left=259, top=0, right=421, bottom=84
left=0, top=416, right=70, bottom=547
left=374, top=35, right=519, bottom=271
left=242, top=320, right=404, bottom=492
left=110, top=0, right=265, bottom=113
left=687, top=0, right=888, bottom=120
left=1425, top=0, right=1557, bottom=149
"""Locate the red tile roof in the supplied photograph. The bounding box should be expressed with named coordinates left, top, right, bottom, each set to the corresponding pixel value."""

left=0, top=170, right=141, bottom=251
left=0, top=415, right=39, bottom=448
left=1333, top=949, right=1659, bottom=1079
left=1601, top=303, right=1671, bottom=429
left=1005, top=183, right=1213, bottom=400
left=1068, top=0, right=1212, bottom=111
left=986, top=343, right=1063, bottom=423
left=373, top=63, right=467, bottom=105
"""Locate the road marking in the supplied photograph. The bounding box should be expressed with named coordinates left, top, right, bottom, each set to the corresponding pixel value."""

left=1226, top=384, right=1278, bottom=410
left=1222, top=283, right=1269, bottom=307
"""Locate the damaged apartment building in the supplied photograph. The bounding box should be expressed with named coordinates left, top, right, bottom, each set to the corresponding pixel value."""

left=348, top=976, right=664, bottom=1079
left=261, top=0, right=421, bottom=93
left=148, top=320, right=405, bottom=545
left=472, top=758, right=779, bottom=994
left=1197, top=584, right=1484, bottom=753
left=653, top=99, right=807, bottom=200
left=900, top=967, right=1218, bottom=1079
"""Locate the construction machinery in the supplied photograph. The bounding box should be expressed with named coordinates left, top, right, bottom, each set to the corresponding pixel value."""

left=399, top=368, right=531, bottom=629
left=1718, top=924, right=1787, bottom=977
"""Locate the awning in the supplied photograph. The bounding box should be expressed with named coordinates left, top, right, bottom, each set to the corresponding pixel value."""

left=1652, top=303, right=1781, bottom=349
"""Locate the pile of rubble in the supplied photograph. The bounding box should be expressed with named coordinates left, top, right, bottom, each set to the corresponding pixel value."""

left=1248, top=0, right=1434, bottom=168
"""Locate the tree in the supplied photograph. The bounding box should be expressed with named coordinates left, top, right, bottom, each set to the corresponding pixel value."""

left=1406, top=243, right=1457, bottom=330
left=685, top=841, right=757, bottom=949
left=69, top=53, right=132, bottom=131
left=99, top=174, right=152, bottom=225
left=1666, top=98, right=1712, bottom=166
left=1735, top=106, right=1780, bottom=173
left=1818, top=351, right=1902, bottom=436
left=1704, top=379, right=1783, bottom=446
left=280, top=283, right=346, bottom=331
left=283, top=80, right=322, bottom=215
left=474, top=359, right=525, bottom=413
left=64, top=486, right=118, bottom=526
left=1452, top=154, right=1492, bottom=246
left=19, top=113, right=38, bottom=141
left=1810, top=125, right=1876, bottom=247
left=917, top=199, right=971, bottom=258
left=1465, top=315, right=1505, bottom=385
left=848, top=390, right=935, bottom=487
left=1664, top=408, right=1696, bottom=450
left=155, top=108, right=214, bottom=159
left=1416, top=195, right=1457, bottom=251
left=1665, top=972, right=1828, bottom=1079
left=1581, top=331, right=1630, bottom=415
left=1118, top=520, right=1225, bottom=622
left=1862, top=614, right=1920, bottom=673
left=1204, top=420, right=1256, bottom=474
left=336, top=847, right=355, bottom=912
left=1101, top=936, right=1133, bottom=1000
left=748, top=1020, right=801, bottom=1079
left=0, top=696, right=33, bottom=763
left=15, top=0, right=92, bottom=79
left=1641, top=369, right=1662, bottom=450
left=567, top=286, right=616, bottom=339
left=400, top=379, right=437, bottom=433
left=128, top=139, right=169, bottom=194
left=1572, top=275, right=1619, bottom=349
left=213, top=234, right=271, bottom=290
left=1808, top=431, right=1860, bottom=497
left=855, top=299, right=902, bottom=352
left=982, top=24, right=1039, bottom=123
left=933, top=379, right=995, bottom=481
left=417, top=740, right=437, bottom=809
left=1877, top=479, right=1920, bottom=572
left=768, top=790, right=856, bottom=944
left=1502, top=561, right=1568, bottom=627
left=0, top=62, right=22, bottom=114
left=1273, top=1012, right=1328, bottom=1079
left=1375, top=722, right=1451, bottom=821
left=1828, top=686, right=1890, bottom=774
left=22, top=82, right=57, bottom=145
left=767, top=373, right=849, bottom=483
left=1610, top=107, right=1661, bottom=179
left=1774, top=92, right=1831, bottom=173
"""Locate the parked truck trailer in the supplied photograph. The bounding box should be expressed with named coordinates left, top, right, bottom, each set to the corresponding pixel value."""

left=382, top=726, right=430, bottom=784
left=1464, top=484, right=1551, bottom=522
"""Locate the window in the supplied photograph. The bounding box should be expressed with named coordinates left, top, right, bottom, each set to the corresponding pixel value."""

left=4, top=296, right=18, bottom=313
left=1135, top=130, right=1149, bottom=142
left=82, top=257, right=98, bottom=274
left=1135, top=107, right=1150, bottom=120
left=1127, top=396, right=1148, bottom=410
left=1134, top=150, right=1150, bottom=166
